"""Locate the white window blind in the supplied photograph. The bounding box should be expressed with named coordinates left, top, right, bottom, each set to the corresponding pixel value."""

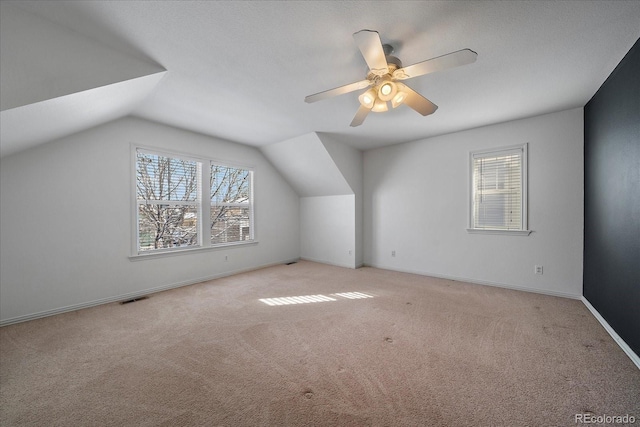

left=136, top=149, right=201, bottom=252
left=210, top=164, right=253, bottom=245
left=470, top=144, right=528, bottom=232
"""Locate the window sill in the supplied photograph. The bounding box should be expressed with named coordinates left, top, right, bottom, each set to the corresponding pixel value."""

left=466, top=228, right=532, bottom=236
left=129, top=240, right=258, bottom=261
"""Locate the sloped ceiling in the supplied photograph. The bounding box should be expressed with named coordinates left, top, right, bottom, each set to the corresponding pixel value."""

left=0, top=2, right=165, bottom=157
left=261, top=133, right=353, bottom=197
left=0, top=74, right=165, bottom=157
left=1, top=1, right=639, bottom=157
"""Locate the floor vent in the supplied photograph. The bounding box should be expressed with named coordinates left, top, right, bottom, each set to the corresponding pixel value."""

left=120, top=296, right=149, bottom=305
left=286, top=261, right=297, bottom=265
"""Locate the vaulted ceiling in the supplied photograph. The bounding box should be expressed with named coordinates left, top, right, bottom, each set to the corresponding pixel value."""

left=1, top=1, right=639, bottom=157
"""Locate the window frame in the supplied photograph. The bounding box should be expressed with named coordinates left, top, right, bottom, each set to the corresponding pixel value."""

left=209, top=161, right=255, bottom=247
left=130, top=145, right=256, bottom=259
left=467, top=143, right=531, bottom=236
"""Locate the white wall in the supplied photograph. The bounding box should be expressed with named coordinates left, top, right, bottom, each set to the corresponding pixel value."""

left=363, top=108, right=584, bottom=297
left=0, top=117, right=300, bottom=323
left=261, top=132, right=364, bottom=268
left=317, top=133, right=364, bottom=267
left=300, top=195, right=356, bottom=268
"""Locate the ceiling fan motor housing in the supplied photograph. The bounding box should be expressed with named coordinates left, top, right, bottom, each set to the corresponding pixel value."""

left=386, top=55, right=402, bottom=69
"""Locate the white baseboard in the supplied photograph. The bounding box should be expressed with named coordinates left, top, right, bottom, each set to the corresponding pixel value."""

left=363, top=263, right=582, bottom=300
left=581, top=297, right=640, bottom=370
left=0, top=258, right=299, bottom=327
left=299, top=256, right=356, bottom=269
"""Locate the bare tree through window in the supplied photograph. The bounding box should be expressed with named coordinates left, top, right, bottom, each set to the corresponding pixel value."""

left=210, top=165, right=252, bottom=244
left=135, top=149, right=254, bottom=254
left=136, top=151, right=199, bottom=251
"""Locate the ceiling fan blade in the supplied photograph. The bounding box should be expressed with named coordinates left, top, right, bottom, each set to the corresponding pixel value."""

left=393, top=49, right=477, bottom=80
left=353, top=30, right=389, bottom=76
left=350, top=105, right=371, bottom=127
left=305, top=79, right=371, bottom=103
left=402, top=85, right=438, bottom=116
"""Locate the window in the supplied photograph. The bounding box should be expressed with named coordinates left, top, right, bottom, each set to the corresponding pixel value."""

left=468, top=144, right=530, bottom=235
left=210, top=164, right=253, bottom=245
left=134, top=147, right=254, bottom=255
left=136, top=151, right=200, bottom=251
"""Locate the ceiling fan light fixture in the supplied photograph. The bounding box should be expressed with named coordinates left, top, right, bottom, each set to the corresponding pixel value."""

left=391, top=83, right=408, bottom=108
left=377, top=79, right=397, bottom=102
left=358, top=88, right=377, bottom=109
left=372, top=98, right=388, bottom=112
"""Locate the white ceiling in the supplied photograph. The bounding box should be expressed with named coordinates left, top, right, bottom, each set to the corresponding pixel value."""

left=2, top=1, right=639, bottom=154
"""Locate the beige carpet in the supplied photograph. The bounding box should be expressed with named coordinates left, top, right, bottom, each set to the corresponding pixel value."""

left=1, top=261, right=638, bottom=426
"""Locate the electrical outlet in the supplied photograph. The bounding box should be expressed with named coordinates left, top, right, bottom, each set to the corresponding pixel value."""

left=534, top=265, right=543, bottom=275
left=391, top=250, right=396, bottom=257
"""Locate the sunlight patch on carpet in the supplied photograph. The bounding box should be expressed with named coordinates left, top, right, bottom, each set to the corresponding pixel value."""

left=332, top=292, right=374, bottom=300
left=259, top=295, right=336, bottom=306
left=259, top=292, right=375, bottom=306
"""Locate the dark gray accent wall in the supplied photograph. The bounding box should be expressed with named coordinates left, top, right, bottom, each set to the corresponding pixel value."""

left=584, top=38, right=640, bottom=356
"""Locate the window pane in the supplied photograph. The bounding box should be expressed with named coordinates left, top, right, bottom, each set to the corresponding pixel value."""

left=138, top=204, right=198, bottom=251
left=472, top=149, right=523, bottom=230
left=474, top=194, right=522, bottom=229
left=210, top=164, right=252, bottom=245
left=211, top=206, right=251, bottom=244
left=210, top=165, right=250, bottom=204
left=137, top=152, right=198, bottom=201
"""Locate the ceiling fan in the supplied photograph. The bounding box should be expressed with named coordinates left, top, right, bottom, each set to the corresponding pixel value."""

left=305, top=30, right=477, bottom=127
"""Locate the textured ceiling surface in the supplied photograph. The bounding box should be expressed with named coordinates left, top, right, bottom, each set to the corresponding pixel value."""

left=3, top=1, right=640, bottom=153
